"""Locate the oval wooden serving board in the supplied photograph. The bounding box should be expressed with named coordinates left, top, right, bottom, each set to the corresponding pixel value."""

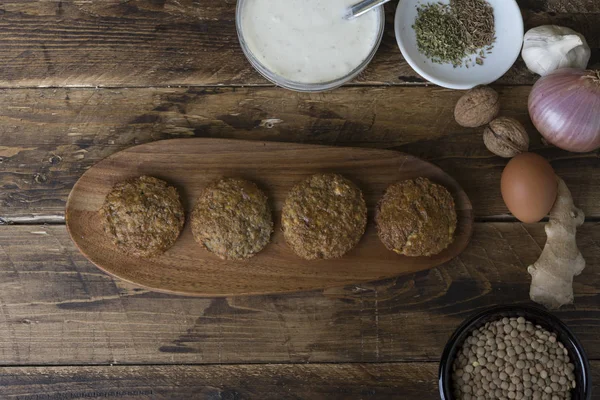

left=66, top=138, right=473, bottom=297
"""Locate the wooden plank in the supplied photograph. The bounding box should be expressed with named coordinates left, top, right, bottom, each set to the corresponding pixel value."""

left=1, top=362, right=598, bottom=400
left=0, top=1, right=596, bottom=87
left=0, top=363, right=440, bottom=399
left=0, top=224, right=597, bottom=365
left=1, top=86, right=598, bottom=221
left=537, top=0, right=600, bottom=13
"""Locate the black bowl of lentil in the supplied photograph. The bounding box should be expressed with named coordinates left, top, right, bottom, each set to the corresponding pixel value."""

left=439, top=305, right=591, bottom=400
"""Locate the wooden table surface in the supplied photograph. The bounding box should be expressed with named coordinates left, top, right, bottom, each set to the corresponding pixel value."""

left=0, top=1, right=599, bottom=399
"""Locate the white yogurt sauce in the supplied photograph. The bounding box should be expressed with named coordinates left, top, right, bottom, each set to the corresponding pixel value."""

left=240, top=0, right=380, bottom=84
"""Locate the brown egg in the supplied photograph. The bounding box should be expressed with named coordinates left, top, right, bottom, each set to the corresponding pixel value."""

left=501, top=153, right=558, bottom=223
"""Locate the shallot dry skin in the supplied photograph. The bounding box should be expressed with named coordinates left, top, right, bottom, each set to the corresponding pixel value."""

left=529, top=68, right=600, bottom=152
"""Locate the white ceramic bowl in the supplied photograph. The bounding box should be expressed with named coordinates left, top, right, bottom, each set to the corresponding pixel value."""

left=395, top=0, right=524, bottom=89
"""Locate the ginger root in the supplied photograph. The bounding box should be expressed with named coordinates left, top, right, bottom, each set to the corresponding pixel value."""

left=528, top=177, right=585, bottom=309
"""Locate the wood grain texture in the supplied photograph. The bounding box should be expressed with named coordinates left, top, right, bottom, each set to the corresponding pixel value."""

left=0, top=363, right=440, bottom=400
left=2, top=363, right=599, bottom=400
left=0, top=0, right=596, bottom=394
left=1, top=86, right=599, bottom=221
left=0, top=1, right=595, bottom=87
left=0, top=224, right=598, bottom=365
left=66, top=138, right=472, bottom=296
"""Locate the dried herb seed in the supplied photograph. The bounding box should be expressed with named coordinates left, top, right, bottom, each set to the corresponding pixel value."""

left=412, top=0, right=496, bottom=67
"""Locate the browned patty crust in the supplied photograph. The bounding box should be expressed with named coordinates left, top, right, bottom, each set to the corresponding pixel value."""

left=101, top=176, right=185, bottom=258
left=281, top=173, right=367, bottom=260
left=376, top=177, right=457, bottom=257
left=191, top=178, right=273, bottom=260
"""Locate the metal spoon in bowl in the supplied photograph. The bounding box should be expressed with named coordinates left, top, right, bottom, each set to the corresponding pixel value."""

left=345, top=0, right=392, bottom=19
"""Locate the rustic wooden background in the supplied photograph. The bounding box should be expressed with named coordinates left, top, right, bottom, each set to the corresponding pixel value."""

left=0, top=0, right=599, bottom=398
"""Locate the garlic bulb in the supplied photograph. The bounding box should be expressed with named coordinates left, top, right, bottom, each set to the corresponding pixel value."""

left=522, top=25, right=590, bottom=76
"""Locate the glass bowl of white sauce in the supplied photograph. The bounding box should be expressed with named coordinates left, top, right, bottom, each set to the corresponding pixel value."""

left=236, top=0, right=385, bottom=92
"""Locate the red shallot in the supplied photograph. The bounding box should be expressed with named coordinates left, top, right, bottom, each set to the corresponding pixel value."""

left=528, top=68, right=600, bottom=152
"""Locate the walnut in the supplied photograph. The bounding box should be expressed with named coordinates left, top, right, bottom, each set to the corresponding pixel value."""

left=483, top=117, right=530, bottom=158
left=454, top=86, right=500, bottom=128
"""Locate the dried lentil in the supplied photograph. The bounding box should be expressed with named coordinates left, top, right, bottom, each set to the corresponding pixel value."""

left=452, top=317, right=576, bottom=399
